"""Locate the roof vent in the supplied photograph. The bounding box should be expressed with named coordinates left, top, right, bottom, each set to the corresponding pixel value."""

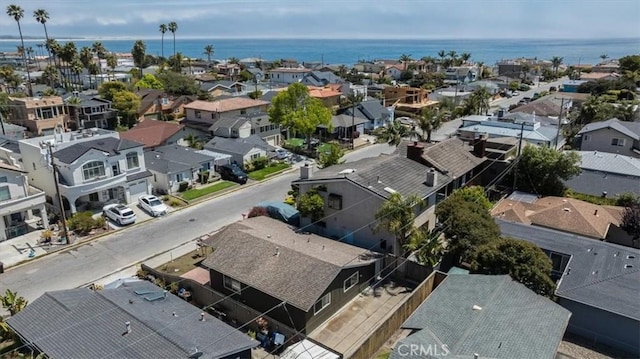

left=384, top=187, right=397, bottom=194
left=628, top=255, right=636, bottom=259
left=625, top=264, right=634, bottom=269
left=562, top=207, right=571, bottom=212
left=125, top=321, right=131, bottom=334
left=338, top=168, right=356, bottom=175
left=274, top=247, right=280, bottom=256
left=200, top=312, right=205, bottom=321
left=472, top=304, right=482, bottom=311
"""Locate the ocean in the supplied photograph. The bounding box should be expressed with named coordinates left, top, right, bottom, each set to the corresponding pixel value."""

left=1, top=38, right=639, bottom=66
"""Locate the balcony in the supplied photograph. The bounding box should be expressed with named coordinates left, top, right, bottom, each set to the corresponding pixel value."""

left=0, top=187, right=46, bottom=215
left=59, top=172, right=128, bottom=197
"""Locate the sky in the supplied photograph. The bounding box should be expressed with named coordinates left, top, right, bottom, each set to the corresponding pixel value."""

left=1, top=0, right=639, bottom=40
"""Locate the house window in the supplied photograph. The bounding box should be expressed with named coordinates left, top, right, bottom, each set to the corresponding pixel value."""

left=251, top=129, right=256, bottom=135
left=161, top=98, right=168, bottom=105
left=0, top=176, right=7, bottom=183
left=82, top=161, right=105, bottom=181
left=343, top=272, right=359, bottom=292
left=240, top=109, right=246, bottom=115
left=223, top=275, right=241, bottom=293
left=0, top=186, right=10, bottom=201
left=176, top=173, right=184, bottom=182
left=313, top=293, right=331, bottom=315
left=89, top=192, right=99, bottom=202
left=328, top=193, right=342, bottom=210
left=195, top=110, right=201, bottom=119
left=583, top=134, right=590, bottom=141
left=126, top=152, right=139, bottom=169
left=108, top=188, right=118, bottom=200
left=250, top=153, right=261, bottom=160
left=611, top=138, right=625, bottom=147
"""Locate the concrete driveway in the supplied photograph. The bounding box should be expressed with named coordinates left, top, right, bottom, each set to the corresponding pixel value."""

left=102, top=201, right=175, bottom=230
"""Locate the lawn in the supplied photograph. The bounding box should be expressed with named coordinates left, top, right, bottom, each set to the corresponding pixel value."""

left=180, top=181, right=236, bottom=201
left=317, top=142, right=332, bottom=154
left=285, top=138, right=304, bottom=147
left=248, top=163, right=291, bottom=181
left=155, top=249, right=208, bottom=274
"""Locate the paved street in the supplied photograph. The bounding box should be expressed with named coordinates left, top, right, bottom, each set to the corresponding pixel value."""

left=0, top=144, right=390, bottom=302
left=489, top=77, right=567, bottom=111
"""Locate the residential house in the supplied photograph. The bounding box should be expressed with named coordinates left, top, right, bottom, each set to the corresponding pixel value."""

left=561, top=80, right=588, bottom=93
left=443, top=66, right=478, bottom=84
left=499, top=220, right=640, bottom=355
left=391, top=275, right=571, bottom=359
left=301, top=71, right=344, bottom=86
left=18, top=128, right=151, bottom=214
left=144, top=145, right=219, bottom=194
left=239, top=58, right=264, bottom=68
left=203, top=135, right=273, bottom=168
left=492, top=193, right=633, bottom=247
left=0, top=122, right=26, bottom=140
left=496, top=58, right=550, bottom=80
left=466, top=80, right=501, bottom=94
left=7, top=96, right=69, bottom=135
left=6, top=281, right=257, bottom=359
left=119, top=119, right=201, bottom=150
left=199, top=80, right=248, bottom=98
left=135, top=89, right=196, bottom=121
left=592, top=59, right=620, bottom=73
left=201, top=216, right=381, bottom=334
left=563, top=150, right=640, bottom=198
left=267, top=67, right=312, bottom=85
left=384, top=86, right=438, bottom=114
left=579, top=72, right=621, bottom=81
left=320, top=114, right=368, bottom=140
left=308, top=86, right=342, bottom=108
left=577, top=118, right=640, bottom=158
left=428, top=86, right=473, bottom=105
left=214, top=62, right=242, bottom=80
left=183, top=98, right=270, bottom=124
left=0, top=161, right=48, bottom=242
left=64, top=94, right=116, bottom=130
left=384, top=64, right=404, bottom=80
left=339, top=98, right=392, bottom=131
left=182, top=66, right=207, bottom=76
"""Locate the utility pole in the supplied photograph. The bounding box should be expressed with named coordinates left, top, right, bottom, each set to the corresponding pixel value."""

left=554, top=97, right=569, bottom=149
left=47, top=142, right=70, bottom=244
left=512, top=121, right=525, bottom=191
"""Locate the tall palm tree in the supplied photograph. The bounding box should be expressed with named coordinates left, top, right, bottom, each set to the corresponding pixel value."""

left=59, top=42, right=78, bottom=90
left=399, top=53, right=412, bottom=71
left=437, top=50, right=446, bottom=63
left=33, top=9, right=51, bottom=65
left=159, top=24, right=168, bottom=58
left=373, top=120, right=409, bottom=147
left=375, top=192, right=424, bottom=268
left=70, top=58, right=84, bottom=91
left=469, top=86, right=492, bottom=115
left=168, top=22, right=178, bottom=57
left=460, top=52, right=472, bottom=64
left=6, top=4, right=33, bottom=96
left=36, top=43, right=44, bottom=69
left=106, top=53, right=118, bottom=80
left=91, top=41, right=106, bottom=81
left=447, top=50, right=458, bottom=62
left=79, top=46, right=94, bottom=89
left=417, top=107, right=443, bottom=143
left=600, top=54, right=609, bottom=62
left=42, top=64, right=59, bottom=89
left=551, top=56, right=563, bottom=77
left=203, top=44, right=214, bottom=67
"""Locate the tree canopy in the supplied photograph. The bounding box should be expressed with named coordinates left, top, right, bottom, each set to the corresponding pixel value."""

left=375, top=193, right=424, bottom=260
left=619, top=55, right=640, bottom=74
left=268, top=83, right=332, bottom=150
left=318, top=142, right=344, bottom=168
left=135, top=73, right=164, bottom=90
left=514, top=146, right=580, bottom=197
left=297, top=188, right=324, bottom=222
left=156, top=71, right=199, bottom=95
left=111, top=90, right=141, bottom=128
left=471, top=237, right=556, bottom=298
left=98, top=81, right=127, bottom=101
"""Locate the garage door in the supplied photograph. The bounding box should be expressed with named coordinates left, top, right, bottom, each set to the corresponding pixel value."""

left=128, top=180, right=148, bottom=202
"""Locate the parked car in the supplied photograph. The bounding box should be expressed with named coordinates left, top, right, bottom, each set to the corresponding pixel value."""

left=511, top=91, right=520, bottom=96
left=517, top=100, right=528, bottom=106
left=523, top=97, right=532, bottom=103
left=549, top=86, right=557, bottom=92
left=275, top=149, right=290, bottom=160
left=138, top=195, right=168, bottom=217
left=103, top=204, right=137, bottom=226
left=219, top=164, right=248, bottom=184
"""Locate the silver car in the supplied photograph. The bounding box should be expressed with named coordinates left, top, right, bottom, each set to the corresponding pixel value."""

left=103, top=204, right=137, bottom=226
left=138, top=195, right=168, bottom=217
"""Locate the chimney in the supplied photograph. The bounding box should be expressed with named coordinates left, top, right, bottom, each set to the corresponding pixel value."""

left=125, top=321, right=131, bottom=334
left=473, top=134, right=487, bottom=158
left=300, top=163, right=313, bottom=179
left=426, top=168, right=437, bottom=187
left=407, top=141, right=424, bottom=163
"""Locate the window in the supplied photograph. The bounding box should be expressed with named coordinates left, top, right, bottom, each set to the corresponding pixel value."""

left=126, top=152, right=139, bottom=169
left=251, top=129, right=256, bottom=135
left=82, top=161, right=105, bottom=181
left=583, top=134, right=591, bottom=141
left=240, top=109, right=246, bottom=115
left=0, top=176, right=6, bottom=183
left=89, top=192, right=99, bottom=202
left=611, top=138, right=625, bottom=147
left=195, top=110, right=201, bottom=119
left=314, top=293, right=331, bottom=315
left=328, top=194, right=342, bottom=210
left=0, top=186, right=10, bottom=201
left=250, top=153, right=261, bottom=160
left=176, top=173, right=183, bottom=182
left=108, top=188, right=118, bottom=200
left=343, top=272, right=359, bottom=292
left=223, top=275, right=241, bottom=293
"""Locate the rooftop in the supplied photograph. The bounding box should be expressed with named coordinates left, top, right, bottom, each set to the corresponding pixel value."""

left=119, top=120, right=185, bottom=149
left=53, top=136, right=143, bottom=164
left=204, top=135, right=273, bottom=155
left=184, top=98, right=270, bottom=113
left=573, top=150, right=640, bottom=177
left=144, top=145, right=215, bottom=174
left=578, top=118, right=640, bottom=141
left=392, top=275, right=570, bottom=359
left=201, top=216, right=380, bottom=311
left=6, top=281, right=257, bottom=359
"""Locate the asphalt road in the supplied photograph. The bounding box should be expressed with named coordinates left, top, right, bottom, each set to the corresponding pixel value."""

left=0, top=144, right=394, bottom=302
left=489, top=77, right=567, bottom=111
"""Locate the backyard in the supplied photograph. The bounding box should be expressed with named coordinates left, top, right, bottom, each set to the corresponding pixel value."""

left=180, top=181, right=236, bottom=201
left=248, top=163, right=291, bottom=181
left=154, top=249, right=207, bottom=275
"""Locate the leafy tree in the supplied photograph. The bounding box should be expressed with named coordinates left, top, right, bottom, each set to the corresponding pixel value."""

left=136, top=73, right=164, bottom=90
left=111, top=90, right=141, bottom=128
left=98, top=81, right=127, bottom=101
left=620, top=203, right=640, bottom=242
left=248, top=90, right=262, bottom=99
left=435, top=195, right=500, bottom=262
left=449, top=186, right=492, bottom=211
left=131, top=40, right=146, bottom=78
left=268, top=83, right=332, bottom=150
left=297, top=188, right=324, bottom=222
left=471, top=237, right=556, bottom=298
left=619, top=55, right=640, bottom=74
left=515, top=146, right=580, bottom=196
left=238, top=70, right=253, bottom=82
left=616, top=192, right=639, bottom=207
left=156, top=71, right=198, bottom=95
left=375, top=193, right=424, bottom=261
left=318, top=142, right=344, bottom=168
left=403, top=228, right=443, bottom=268
left=0, top=288, right=28, bottom=316
left=508, top=81, right=520, bottom=92
left=374, top=120, right=409, bottom=147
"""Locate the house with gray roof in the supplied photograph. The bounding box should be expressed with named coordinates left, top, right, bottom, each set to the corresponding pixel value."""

left=63, top=94, right=116, bottom=130
left=498, top=220, right=640, bottom=356
left=301, top=71, right=344, bottom=87
left=340, top=98, right=392, bottom=130
left=199, top=80, right=248, bottom=97
left=6, top=280, right=257, bottom=359
left=144, top=145, right=220, bottom=194
left=578, top=118, right=640, bottom=158
left=204, top=135, right=273, bottom=169
left=563, top=150, right=640, bottom=197
left=390, top=275, right=570, bottom=359
left=201, top=216, right=381, bottom=334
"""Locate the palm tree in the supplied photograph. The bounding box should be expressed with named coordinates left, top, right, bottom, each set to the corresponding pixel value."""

left=460, top=52, right=472, bottom=64
left=373, top=120, right=409, bottom=147
left=471, top=86, right=492, bottom=115
left=33, top=9, right=51, bottom=65
left=59, top=42, right=78, bottom=90
left=437, top=50, right=446, bottom=63
left=375, top=192, right=424, bottom=268
left=399, top=53, right=412, bottom=71
left=0, top=289, right=28, bottom=316
left=168, top=21, right=178, bottom=57
left=184, top=133, right=202, bottom=149
left=551, top=56, right=563, bottom=77
left=447, top=50, right=458, bottom=62
left=203, top=44, right=214, bottom=67
left=600, top=54, right=609, bottom=62
left=91, top=42, right=107, bottom=80
left=7, top=4, right=33, bottom=96
left=66, top=95, right=82, bottom=129
left=106, top=53, right=117, bottom=80
left=36, top=43, right=44, bottom=69
left=417, top=107, right=444, bottom=143
left=79, top=46, right=94, bottom=89
left=41, top=64, right=58, bottom=89
left=70, top=58, right=84, bottom=91
left=403, top=228, right=443, bottom=268
left=159, top=24, right=167, bottom=58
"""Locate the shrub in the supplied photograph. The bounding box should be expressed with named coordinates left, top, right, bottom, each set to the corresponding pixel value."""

left=617, top=192, right=639, bottom=207
left=251, top=157, right=269, bottom=171
left=67, top=211, right=101, bottom=235
left=178, top=181, right=189, bottom=192
left=94, top=216, right=106, bottom=229
left=248, top=206, right=269, bottom=218
left=198, top=171, right=210, bottom=183
left=284, top=196, right=295, bottom=206
left=168, top=198, right=185, bottom=207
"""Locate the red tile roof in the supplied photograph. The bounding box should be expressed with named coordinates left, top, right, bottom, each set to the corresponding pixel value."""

left=119, top=120, right=184, bottom=149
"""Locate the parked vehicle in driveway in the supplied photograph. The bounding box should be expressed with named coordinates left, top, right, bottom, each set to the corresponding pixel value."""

left=219, top=164, right=248, bottom=184
left=275, top=149, right=290, bottom=160
left=103, top=204, right=137, bottom=225
left=138, top=195, right=168, bottom=217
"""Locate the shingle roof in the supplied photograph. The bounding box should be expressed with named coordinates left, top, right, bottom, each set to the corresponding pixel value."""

left=511, top=98, right=563, bottom=117
left=420, top=137, right=485, bottom=179
left=144, top=145, right=215, bottom=174
left=204, top=135, right=273, bottom=156
left=6, top=281, right=257, bottom=359
left=201, top=217, right=378, bottom=311
left=294, top=154, right=451, bottom=200
left=564, top=170, right=640, bottom=197
left=578, top=118, right=640, bottom=140
left=53, top=137, right=142, bottom=164
left=209, top=116, right=250, bottom=132
left=184, top=98, right=269, bottom=113
left=126, top=170, right=152, bottom=182
left=325, top=114, right=368, bottom=128
left=498, top=220, right=640, bottom=321
left=574, top=150, right=640, bottom=176
left=119, top=120, right=185, bottom=149
left=392, top=275, right=570, bottom=359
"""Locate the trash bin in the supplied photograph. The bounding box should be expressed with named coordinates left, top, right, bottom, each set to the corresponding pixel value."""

left=0, top=261, right=4, bottom=274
